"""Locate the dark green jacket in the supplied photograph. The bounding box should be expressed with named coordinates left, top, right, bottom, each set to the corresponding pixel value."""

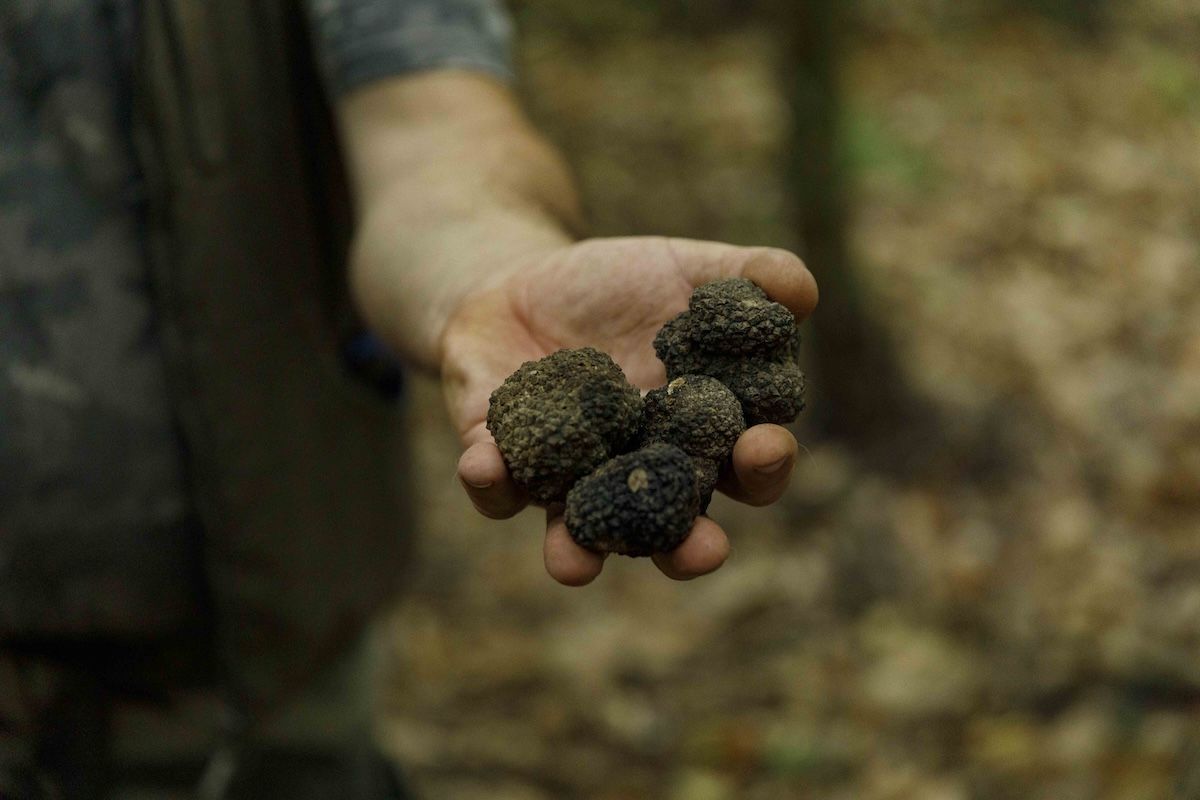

left=134, top=0, right=409, bottom=710
left=0, top=0, right=510, bottom=712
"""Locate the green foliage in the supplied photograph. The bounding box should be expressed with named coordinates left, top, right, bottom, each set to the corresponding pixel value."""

left=842, top=106, right=942, bottom=194
left=762, top=730, right=855, bottom=781
left=1137, top=43, right=1200, bottom=116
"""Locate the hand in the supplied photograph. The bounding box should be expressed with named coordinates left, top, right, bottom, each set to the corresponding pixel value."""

left=441, top=236, right=818, bottom=586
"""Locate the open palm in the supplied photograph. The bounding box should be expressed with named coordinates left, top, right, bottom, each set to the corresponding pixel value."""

left=441, top=236, right=818, bottom=585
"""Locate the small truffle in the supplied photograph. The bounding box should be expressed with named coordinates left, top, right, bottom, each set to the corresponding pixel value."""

left=565, top=443, right=700, bottom=557
left=705, top=356, right=806, bottom=426
left=642, top=378, right=738, bottom=512
left=642, top=376, right=744, bottom=461
left=688, top=278, right=796, bottom=355
left=488, top=348, right=642, bottom=504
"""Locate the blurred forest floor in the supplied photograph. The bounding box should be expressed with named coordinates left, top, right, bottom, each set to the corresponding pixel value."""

left=381, top=2, right=1200, bottom=798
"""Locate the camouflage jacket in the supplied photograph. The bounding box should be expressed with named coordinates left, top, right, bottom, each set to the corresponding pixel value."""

left=0, top=0, right=511, bottom=644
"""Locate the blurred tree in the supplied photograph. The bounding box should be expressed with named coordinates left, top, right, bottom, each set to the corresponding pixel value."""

left=512, top=0, right=925, bottom=445
left=1006, top=0, right=1109, bottom=36
left=767, top=0, right=918, bottom=444
left=656, top=0, right=756, bottom=33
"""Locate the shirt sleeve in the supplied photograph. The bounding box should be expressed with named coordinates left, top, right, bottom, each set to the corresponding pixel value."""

left=304, top=0, right=515, bottom=97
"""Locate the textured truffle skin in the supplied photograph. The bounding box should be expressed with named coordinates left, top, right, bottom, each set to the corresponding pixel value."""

left=642, top=376, right=744, bottom=461
left=642, top=376, right=741, bottom=511
left=653, top=278, right=806, bottom=427
left=565, top=443, right=700, bottom=557
left=487, top=348, right=642, bottom=504
left=687, top=278, right=796, bottom=355
left=654, top=315, right=806, bottom=426
left=652, top=313, right=701, bottom=374
left=693, top=457, right=720, bottom=513
left=641, top=386, right=672, bottom=444
left=714, top=357, right=806, bottom=426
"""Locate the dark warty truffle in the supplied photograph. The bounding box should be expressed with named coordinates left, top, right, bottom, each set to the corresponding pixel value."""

left=565, top=443, right=700, bottom=557
left=687, top=277, right=796, bottom=355
left=486, top=278, right=808, bottom=564
left=641, top=375, right=744, bottom=461
left=641, top=375, right=744, bottom=511
left=704, top=356, right=806, bottom=427
left=487, top=347, right=642, bottom=504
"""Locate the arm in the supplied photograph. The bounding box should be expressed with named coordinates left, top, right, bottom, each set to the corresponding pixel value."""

left=336, top=71, right=819, bottom=585
left=340, top=72, right=581, bottom=370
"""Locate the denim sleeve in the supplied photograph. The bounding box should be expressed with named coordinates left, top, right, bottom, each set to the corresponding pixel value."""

left=304, top=0, right=514, bottom=96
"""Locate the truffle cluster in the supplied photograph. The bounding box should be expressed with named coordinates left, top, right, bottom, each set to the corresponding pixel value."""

left=486, top=278, right=806, bottom=559
left=653, top=278, right=805, bottom=425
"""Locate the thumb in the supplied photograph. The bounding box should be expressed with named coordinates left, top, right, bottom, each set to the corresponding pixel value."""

left=661, top=238, right=819, bottom=321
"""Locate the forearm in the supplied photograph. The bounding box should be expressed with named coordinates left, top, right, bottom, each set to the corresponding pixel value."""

left=338, top=71, right=584, bottom=370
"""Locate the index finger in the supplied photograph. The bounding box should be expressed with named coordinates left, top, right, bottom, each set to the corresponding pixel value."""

left=740, top=248, right=819, bottom=322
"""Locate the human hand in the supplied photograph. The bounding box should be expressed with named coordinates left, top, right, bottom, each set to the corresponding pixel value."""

left=442, top=236, right=818, bottom=586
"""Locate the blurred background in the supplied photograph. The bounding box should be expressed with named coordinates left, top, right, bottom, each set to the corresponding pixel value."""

left=380, top=1, right=1200, bottom=797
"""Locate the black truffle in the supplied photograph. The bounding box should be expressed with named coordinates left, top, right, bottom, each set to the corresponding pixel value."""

left=688, top=278, right=796, bottom=355
left=642, top=376, right=744, bottom=461
left=642, top=377, right=741, bottom=512
left=653, top=282, right=806, bottom=427
left=487, top=347, right=642, bottom=504
left=705, top=356, right=806, bottom=427
left=565, top=443, right=700, bottom=557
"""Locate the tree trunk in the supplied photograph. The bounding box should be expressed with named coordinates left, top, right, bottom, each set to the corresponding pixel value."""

left=774, top=0, right=917, bottom=444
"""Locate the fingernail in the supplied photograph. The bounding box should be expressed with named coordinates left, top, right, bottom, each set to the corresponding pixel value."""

left=463, top=478, right=493, bottom=489
left=755, top=457, right=789, bottom=475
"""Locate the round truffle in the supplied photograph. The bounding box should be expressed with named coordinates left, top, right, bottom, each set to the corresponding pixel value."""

left=713, top=357, right=806, bottom=426
left=688, top=278, right=796, bottom=355
left=487, top=347, right=642, bottom=504
left=565, top=443, right=700, bottom=557
left=642, top=375, right=744, bottom=461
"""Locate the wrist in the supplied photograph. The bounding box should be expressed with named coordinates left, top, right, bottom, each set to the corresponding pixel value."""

left=351, top=193, right=574, bottom=371
left=337, top=72, right=584, bottom=370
